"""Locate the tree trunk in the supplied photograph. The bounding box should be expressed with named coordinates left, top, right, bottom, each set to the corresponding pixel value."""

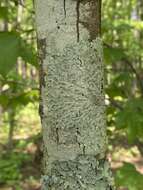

left=7, top=108, right=15, bottom=151
left=35, top=0, right=114, bottom=189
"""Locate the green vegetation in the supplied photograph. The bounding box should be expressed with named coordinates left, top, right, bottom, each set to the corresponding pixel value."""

left=0, top=0, right=143, bottom=189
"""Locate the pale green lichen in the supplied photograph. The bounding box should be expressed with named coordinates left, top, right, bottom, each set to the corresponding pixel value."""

left=41, top=155, right=114, bottom=190
left=39, top=39, right=115, bottom=189
left=43, top=38, right=107, bottom=160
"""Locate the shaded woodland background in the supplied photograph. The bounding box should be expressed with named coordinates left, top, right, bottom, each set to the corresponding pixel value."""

left=0, top=0, right=143, bottom=189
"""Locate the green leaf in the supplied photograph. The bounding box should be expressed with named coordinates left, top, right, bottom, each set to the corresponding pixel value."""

left=10, top=90, right=39, bottom=108
left=115, top=162, right=143, bottom=190
left=106, top=84, right=125, bottom=98
left=104, top=46, right=126, bottom=64
left=106, top=72, right=132, bottom=99
left=115, top=98, right=143, bottom=142
left=0, top=89, right=39, bottom=109
left=0, top=7, right=8, bottom=20
left=19, top=39, right=38, bottom=67
left=0, top=94, right=9, bottom=108
left=0, top=32, right=20, bottom=76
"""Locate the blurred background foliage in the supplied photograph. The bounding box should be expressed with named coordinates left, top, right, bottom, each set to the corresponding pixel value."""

left=0, top=0, right=143, bottom=189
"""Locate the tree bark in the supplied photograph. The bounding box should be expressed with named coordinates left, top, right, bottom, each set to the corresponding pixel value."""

left=35, top=0, right=114, bottom=189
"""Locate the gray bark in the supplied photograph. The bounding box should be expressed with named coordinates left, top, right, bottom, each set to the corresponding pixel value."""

left=35, top=0, right=114, bottom=189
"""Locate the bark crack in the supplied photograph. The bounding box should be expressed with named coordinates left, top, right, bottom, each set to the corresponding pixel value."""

left=63, top=0, right=66, bottom=17
left=76, top=0, right=80, bottom=42
left=56, top=128, right=59, bottom=144
left=83, top=145, right=86, bottom=155
left=37, top=38, right=47, bottom=125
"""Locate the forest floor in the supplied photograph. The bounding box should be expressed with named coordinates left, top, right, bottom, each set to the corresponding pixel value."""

left=0, top=104, right=143, bottom=190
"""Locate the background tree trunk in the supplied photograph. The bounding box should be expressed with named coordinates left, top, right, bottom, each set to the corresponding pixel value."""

left=35, top=0, right=114, bottom=189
